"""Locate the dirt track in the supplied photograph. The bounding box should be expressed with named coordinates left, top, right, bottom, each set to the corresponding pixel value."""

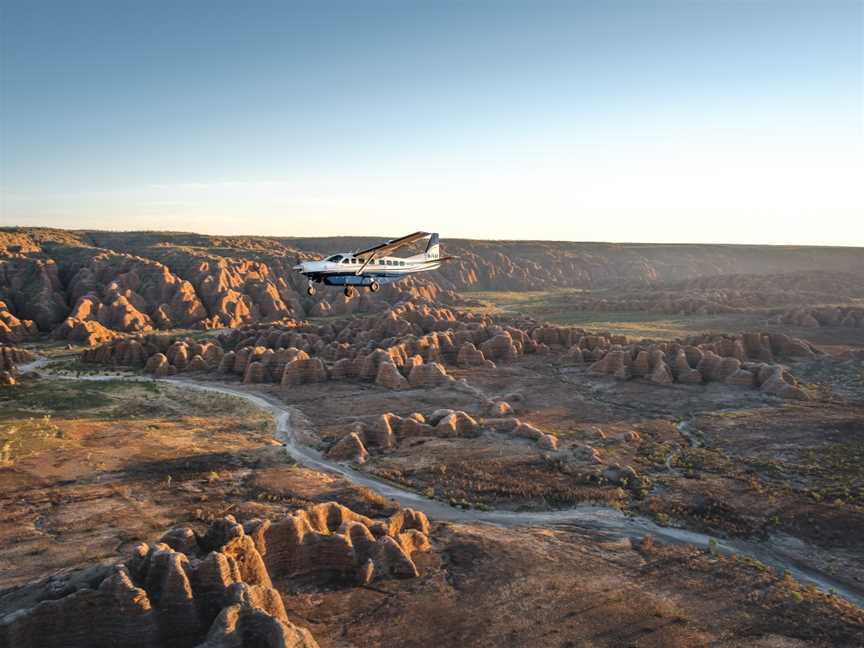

left=21, top=355, right=863, bottom=608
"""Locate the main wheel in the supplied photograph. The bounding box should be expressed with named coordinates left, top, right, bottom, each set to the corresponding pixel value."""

left=344, top=286, right=354, bottom=298
left=306, top=284, right=316, bottom=296
left=369, top=280, right=380, bottom=293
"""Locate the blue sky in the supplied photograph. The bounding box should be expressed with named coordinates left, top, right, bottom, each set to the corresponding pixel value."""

left=1, top=1, right=862, bottom=244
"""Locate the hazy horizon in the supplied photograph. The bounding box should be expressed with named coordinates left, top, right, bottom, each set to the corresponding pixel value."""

left=2, top=1, right=862, bottom=246
left=9, top=223, right=864, bottom=250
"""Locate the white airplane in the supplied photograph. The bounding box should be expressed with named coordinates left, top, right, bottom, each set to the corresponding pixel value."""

left=293, top=231, right=451, bottom=297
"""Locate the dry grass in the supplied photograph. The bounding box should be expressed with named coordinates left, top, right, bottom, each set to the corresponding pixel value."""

left=463, top=289, right=767, bottom=339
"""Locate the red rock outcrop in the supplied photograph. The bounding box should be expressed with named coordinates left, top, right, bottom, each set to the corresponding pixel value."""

left=0, top=502, right=431, bottom=648
left=0, top=525, right=316, bottom=648
left=325, top=431, right=370, bottom=464
left=407, top=362, right=453, bottom=388
left=0, top=345, right=35, bottom=373
left=281, top=352, right=328, bottom=387
left=375, top=361, right=410, bottom=390
left=584, top=332, right=813, bottom=399
left=83, top=336, right=225, bottom=373
left=479, top=332, right=519, bottom=363
left=0, top=345, right=35, bottom=385
left=0, top=300, right=38, bottom=343
left=0, top=257, right=68, bottom=330
left=456, top=341, right=495, bottom=368
left=52, top=317, right=119, bottom=346
left=483, top=417, right=558, bottom=450
left=333, top=406, right=560, bottom=455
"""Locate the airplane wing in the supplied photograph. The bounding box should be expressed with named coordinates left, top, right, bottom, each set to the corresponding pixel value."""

left=354, top=231, right=430, bottom=259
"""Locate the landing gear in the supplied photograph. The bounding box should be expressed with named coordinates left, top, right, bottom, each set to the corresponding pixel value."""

left=344, top=286, right=355, bottom=298
left=369, top=280, right=380, bottom=293
left=306, top=282, right=316, bottom=297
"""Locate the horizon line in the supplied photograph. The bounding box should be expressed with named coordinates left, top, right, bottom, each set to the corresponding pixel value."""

left=2, top=225, right=863, bottom=250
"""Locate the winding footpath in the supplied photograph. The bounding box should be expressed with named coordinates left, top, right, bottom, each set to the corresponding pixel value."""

left=17, top=356, right=864, bottom=608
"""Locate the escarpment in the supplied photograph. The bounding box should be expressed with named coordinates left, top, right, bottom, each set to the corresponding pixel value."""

left=0, top=502, right=431, bottom=648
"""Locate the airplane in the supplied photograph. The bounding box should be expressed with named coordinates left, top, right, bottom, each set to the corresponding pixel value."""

left=292, top=231, right=452, bottom=297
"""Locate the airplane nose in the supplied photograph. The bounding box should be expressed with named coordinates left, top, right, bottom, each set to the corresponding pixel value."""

left=293, top=263, right=304, bottom=271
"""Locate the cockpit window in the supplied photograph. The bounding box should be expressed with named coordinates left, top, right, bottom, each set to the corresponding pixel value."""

left=326, top=254, right=343, bottom=262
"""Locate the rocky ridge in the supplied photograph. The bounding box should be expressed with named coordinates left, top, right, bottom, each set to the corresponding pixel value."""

left=4, top=228, right=864, bottom=344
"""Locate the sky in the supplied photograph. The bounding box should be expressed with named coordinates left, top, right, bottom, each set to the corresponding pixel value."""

left=1, top=0, right=862, bottom=245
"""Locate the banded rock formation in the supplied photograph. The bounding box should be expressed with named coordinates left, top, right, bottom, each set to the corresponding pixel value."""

left=82, top=336, right=225, bottom=373
left=0, top=257, right=67, bottom=330
left=0, top=300, right=38, bottom=343
left=326, top=407, right=558, bottom=461
left=582, top=332, right=814, bottom=399
left=0, top=502, right=431, bottom=648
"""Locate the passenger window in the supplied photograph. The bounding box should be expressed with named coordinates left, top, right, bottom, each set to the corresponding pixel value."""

left=342, top=258, right=350, bottom=264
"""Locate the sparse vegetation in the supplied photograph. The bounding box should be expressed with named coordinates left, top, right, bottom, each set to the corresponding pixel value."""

left=0, top=415, right=65, bottom=463
left=464, top=289, right=774, bottom=339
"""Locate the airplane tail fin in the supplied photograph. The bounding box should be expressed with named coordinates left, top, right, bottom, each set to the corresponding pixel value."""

left=424, top=233, right=440, bottom=260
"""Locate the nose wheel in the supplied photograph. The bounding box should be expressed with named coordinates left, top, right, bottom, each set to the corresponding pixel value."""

left=306, top=282, right=316, bottom=296
left=343, top=286, right=355, bottom=298
left=369, top=280, right=380, bottom=293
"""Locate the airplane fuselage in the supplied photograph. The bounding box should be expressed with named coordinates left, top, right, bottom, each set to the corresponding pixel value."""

left=294, top=253, right=441, bottom=287
left=292, top=231, right=446, bottom=296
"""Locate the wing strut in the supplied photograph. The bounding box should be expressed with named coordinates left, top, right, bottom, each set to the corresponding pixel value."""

left=355, top=251, right=378, bottom=275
